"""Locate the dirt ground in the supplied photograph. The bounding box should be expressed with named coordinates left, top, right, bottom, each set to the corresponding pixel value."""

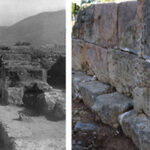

left=72, top=98, right=138, bottom=150
left=0, top=88, right=65, bottom=150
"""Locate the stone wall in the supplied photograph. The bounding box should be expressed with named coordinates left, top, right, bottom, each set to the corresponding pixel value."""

left=72, top=0, right=150, bottom=118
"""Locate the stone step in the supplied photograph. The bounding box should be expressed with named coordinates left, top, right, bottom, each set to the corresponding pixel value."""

left=72, top=71, right=93, bottom=98
left=72, top=71, right=133, bottom=128
left=92, top=92, right=133, bottom=128
left=119, top=110, right=150, bottom=150
left=79, top=80, right=112, bottom=107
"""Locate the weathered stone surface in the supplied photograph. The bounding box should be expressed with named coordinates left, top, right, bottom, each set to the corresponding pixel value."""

left=133, top=87, right=146, bottom=114
left=79, top=81, right=111, bottom=107
left=72, top=39, right=83, bottom=71
left=118, top=1, right=137, bottom=50
left=108, top=49, right=136, bottom=97
left=2, top=87, right=24, bottom=105
left=72, top=5, right=94, bottom=40
left=83, top=42, right=109, bottom=82
left=119, top=110, right=150, bottom=150
left=93, top=3, right=118, bottom=48
left=136, top=0, right=150, bottom=57
left=133, top=58, right=150, bottom=88
left=73, top=3, right=118, bottom=48
left=72, top=71, right=92, bottom=98
left=72, top=39, right=109, bottom=82
left=36, top=92, right=56, bottom=114
left=36, top=90, right=65, bottom=120
left=92, top=92, right=133, bottom=128
left=133, top=87, right=150, bottom=118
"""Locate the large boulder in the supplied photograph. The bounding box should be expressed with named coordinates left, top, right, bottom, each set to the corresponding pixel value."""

left=119, top=110, right=150, bottom=150
left=36, top=90, right=65, bottom=120
left=36, top=92, right=57, bottom=114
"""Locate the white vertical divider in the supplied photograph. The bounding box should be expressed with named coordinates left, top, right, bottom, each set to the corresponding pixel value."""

left=66, top=0, right=72, bottom=150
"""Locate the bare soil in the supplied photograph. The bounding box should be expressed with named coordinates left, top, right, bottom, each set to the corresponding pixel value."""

left=72, top=98, right=138, bottom=150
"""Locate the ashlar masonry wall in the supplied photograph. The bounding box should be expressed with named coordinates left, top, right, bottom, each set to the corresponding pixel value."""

left=72, top=0, right=150, bottom=118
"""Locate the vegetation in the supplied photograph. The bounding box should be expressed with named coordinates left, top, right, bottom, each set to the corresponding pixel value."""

left=72, top=3, right=80, bottom=20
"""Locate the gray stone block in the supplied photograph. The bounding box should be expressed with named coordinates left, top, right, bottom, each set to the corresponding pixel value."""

left=119, top=110, right=150, bottom=150
left=92, top=92, right=133, bottom=128
left=79, top=80, right=111, bottom=107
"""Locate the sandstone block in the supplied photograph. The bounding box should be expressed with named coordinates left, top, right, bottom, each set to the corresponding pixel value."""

left=119, top=110, right=150, bottom=150
left=92, top=92, right=133, bottom=128
left=79, top=81, right=111, bottom=107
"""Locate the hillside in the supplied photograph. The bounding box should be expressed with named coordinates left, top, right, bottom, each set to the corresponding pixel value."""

left=0, top=10, right=65, bottom=45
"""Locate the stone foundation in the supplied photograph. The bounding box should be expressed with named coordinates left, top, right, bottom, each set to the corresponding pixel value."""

left=72, top=0, right=150, bottom=149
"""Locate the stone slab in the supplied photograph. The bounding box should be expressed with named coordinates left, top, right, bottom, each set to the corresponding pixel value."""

left=79, top=80, right=111, bottom=107
left=92, top=92, right=133, bottom=128
left=119, top=110, right=150, bottom=150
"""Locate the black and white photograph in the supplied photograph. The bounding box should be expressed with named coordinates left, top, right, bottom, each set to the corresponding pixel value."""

left=0, top=0, right=66, bottom=149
